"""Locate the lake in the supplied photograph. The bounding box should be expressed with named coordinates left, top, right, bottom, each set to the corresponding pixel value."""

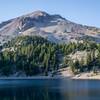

left=0, top=78, right=100, bottom=100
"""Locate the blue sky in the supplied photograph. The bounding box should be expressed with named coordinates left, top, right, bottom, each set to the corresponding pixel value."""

left=0, top=0, right=100, bottom=27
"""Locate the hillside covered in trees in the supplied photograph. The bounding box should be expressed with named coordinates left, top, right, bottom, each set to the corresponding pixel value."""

left=0, top=36, right=100, bottom=76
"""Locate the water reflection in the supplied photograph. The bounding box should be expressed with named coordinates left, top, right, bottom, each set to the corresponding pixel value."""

left=0, top=79, right=100, bottom=100
left=0, top=86, right=63, bottom=100
left=60, top=79, right=100, bottom=100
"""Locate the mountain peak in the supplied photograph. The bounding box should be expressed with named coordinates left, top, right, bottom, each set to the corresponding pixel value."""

left=24, top=10, right=50, bottom=18
left=0, top=10, right=100, bottom=45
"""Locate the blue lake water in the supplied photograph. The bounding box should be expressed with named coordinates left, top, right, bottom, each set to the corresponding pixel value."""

left=0, top=79, right=100, bottom=100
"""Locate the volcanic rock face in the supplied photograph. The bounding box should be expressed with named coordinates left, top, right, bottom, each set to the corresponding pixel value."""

left=0, top=10, right=100, bottom=45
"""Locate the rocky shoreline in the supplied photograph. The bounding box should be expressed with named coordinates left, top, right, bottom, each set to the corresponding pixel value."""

left=0, top=67, right=100, bottom=80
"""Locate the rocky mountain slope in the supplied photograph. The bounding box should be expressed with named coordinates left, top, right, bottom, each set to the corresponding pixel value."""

left=0, top=10, right=100, bottom=45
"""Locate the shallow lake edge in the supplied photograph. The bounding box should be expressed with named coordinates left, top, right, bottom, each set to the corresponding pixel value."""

left=0, top=76, right=100, bottom=80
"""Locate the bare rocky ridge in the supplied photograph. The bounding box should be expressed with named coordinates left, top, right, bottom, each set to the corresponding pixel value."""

left=0, top=10, right=100, bottom=45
